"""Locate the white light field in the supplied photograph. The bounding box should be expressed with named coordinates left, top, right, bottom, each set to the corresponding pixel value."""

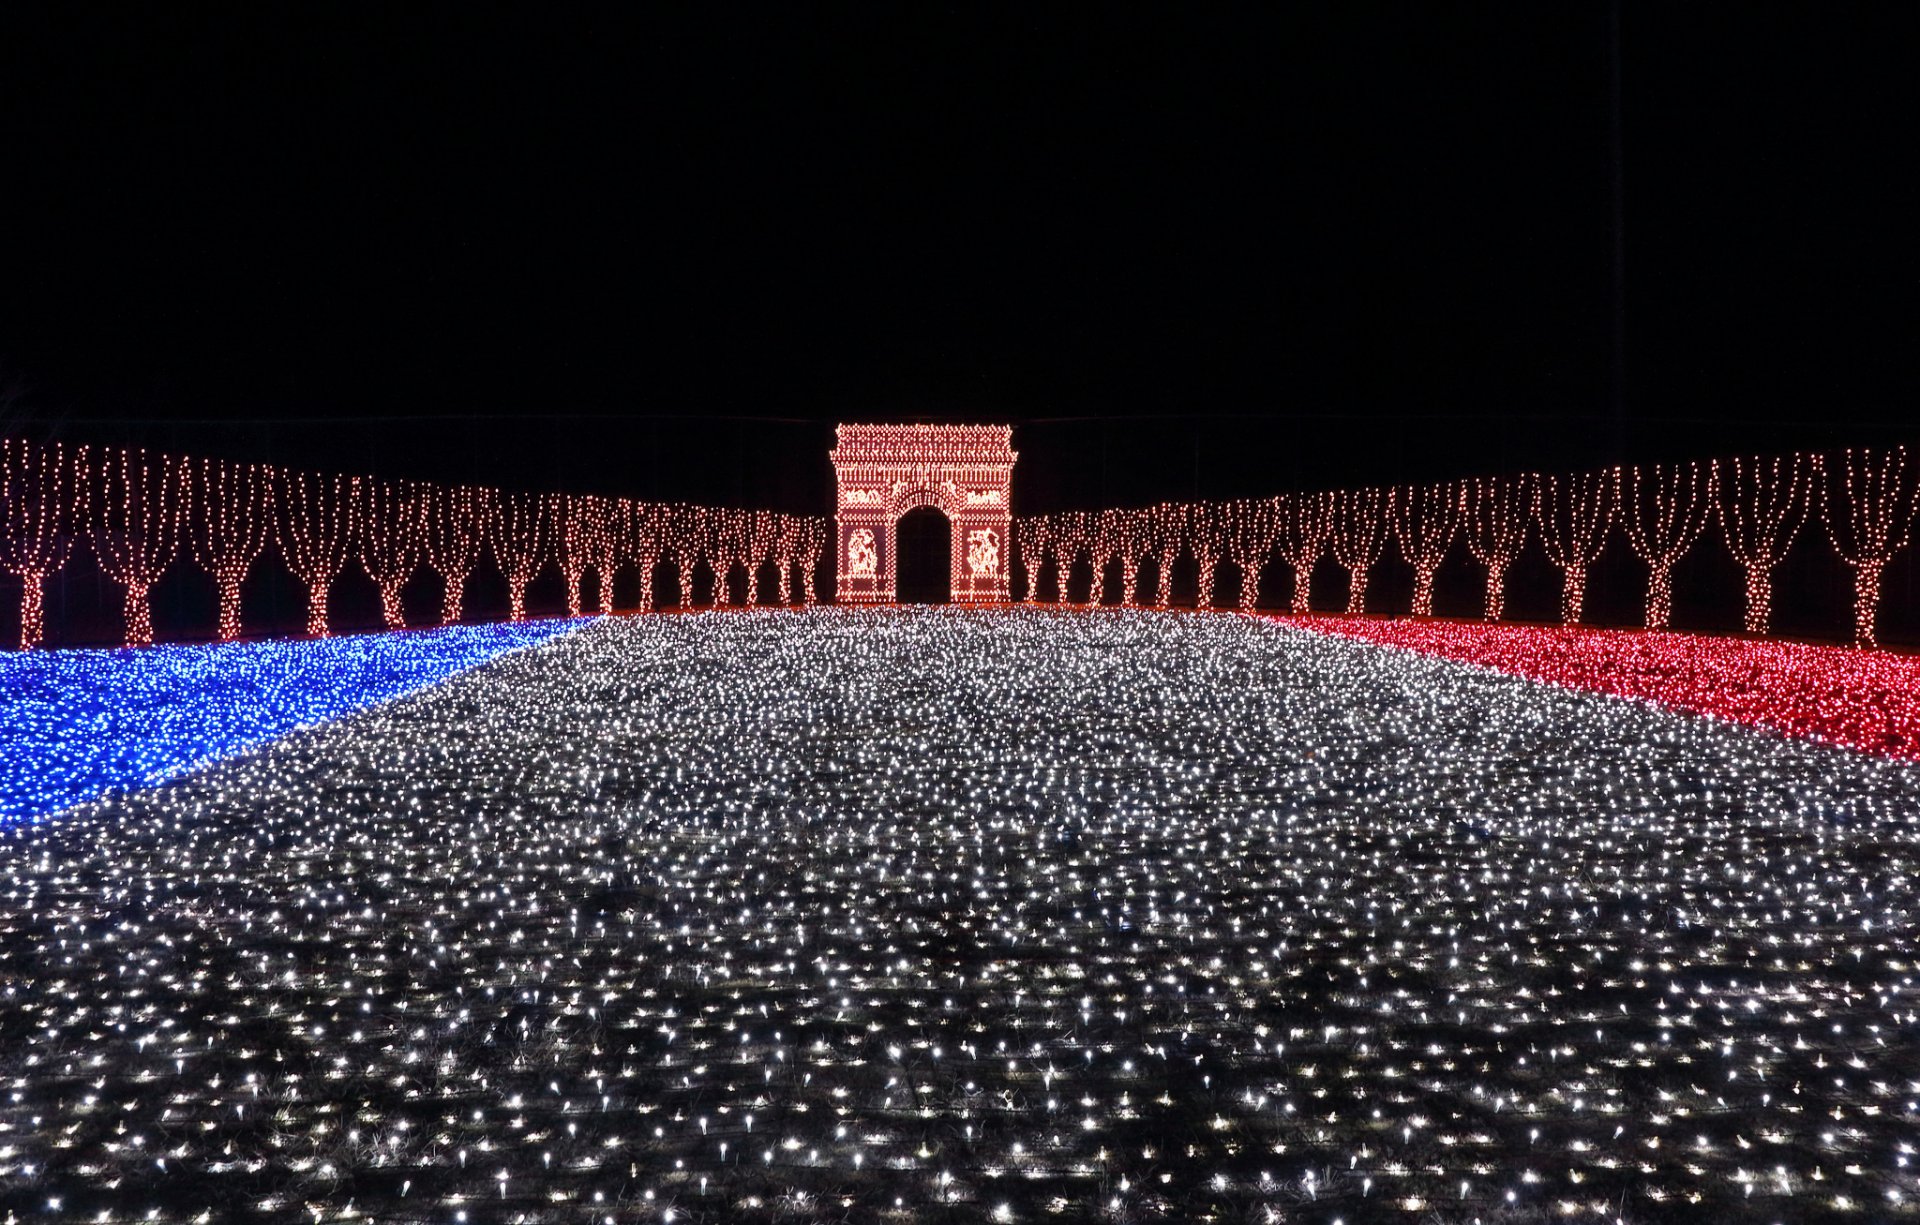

left=1, top=608, right=1917, bottom=1224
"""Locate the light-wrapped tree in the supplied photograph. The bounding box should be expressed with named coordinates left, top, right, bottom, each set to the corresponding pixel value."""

left=1821, top=446, right=1917, bottom=648
left=90, top=448, right=187, bottom=647
left=1390, top=481, right=1459, bottom=618
left=1329, top=487, right=1389, bottom=614
left=1462, top=475, right=1527, bottom=620
left=1620, top=462, right=1714, bottom=630
left=357, top=478, right=424, bottom=630
left=1533, top=469, right=1613, bottom=624
left=277, top=470, right=354, bottom=637
left=0, top=438, right=83, bottom=649
left=1714, top=453, right=1811, bottom=635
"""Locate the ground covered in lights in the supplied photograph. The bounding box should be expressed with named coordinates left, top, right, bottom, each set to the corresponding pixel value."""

left=2, top=608, right=1918, bottom=1225
left=0, top=618, right=588, bottom=821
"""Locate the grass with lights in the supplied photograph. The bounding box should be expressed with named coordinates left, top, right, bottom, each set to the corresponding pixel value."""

left=1, top=607, right=1916, bottom=1224
left=0, top=617, right=589, bottom=820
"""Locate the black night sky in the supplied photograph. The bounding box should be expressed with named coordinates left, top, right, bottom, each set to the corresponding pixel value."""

left=1, top=6, right=1913, bottom=515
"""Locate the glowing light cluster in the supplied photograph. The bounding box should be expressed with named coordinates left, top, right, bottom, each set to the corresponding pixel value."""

left=0, top=616, right=587, bottom=820
left=0, top=436, right=828, bottom=648
left=1013, top=445, right=1915, bottom=641
left=829, top=423, right=1015, bottom=604
left=1280, top=613, right=1920, bottom=760
left=2, top=608, right=1916, bottom=1223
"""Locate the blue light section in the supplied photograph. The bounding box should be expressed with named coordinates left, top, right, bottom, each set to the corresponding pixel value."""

left=1, top=618, right=590, bottom=820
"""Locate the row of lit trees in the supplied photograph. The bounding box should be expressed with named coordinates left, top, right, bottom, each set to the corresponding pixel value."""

left=1014, top=447, right=1918, bottom=646
left=0, top=437, right=829, bottom=649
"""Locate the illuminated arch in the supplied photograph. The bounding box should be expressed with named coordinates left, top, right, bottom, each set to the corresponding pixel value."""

left=829, top=423, right=1016, bottom=603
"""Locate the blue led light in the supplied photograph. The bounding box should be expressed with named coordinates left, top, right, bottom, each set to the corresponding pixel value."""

left=0, top=618, right=590, bottom=820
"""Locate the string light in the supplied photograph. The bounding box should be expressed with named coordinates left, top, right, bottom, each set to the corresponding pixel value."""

left=1187, top=501, right=1222, bottom=608
left=186, top=457, right=275, bottom=641
left=1283, top=613, right=1920, bottom=760
left=1015, top=514, right=1052, bottom=604
left=1389, top=481, right=1459, bottom=617
left=626, top=499, right=666, bottom=613
left=1715, top=453, right=1813, bottom=636
left=1620, top=462, right=1714, bottom=631
left=557, top=494, right=611, bottom=617
left=1091, top=508, right=1149, bottom=606
left=276, top=469, right=355, bottom=638
left=357, top=478, right=424, bottom=630
left=1223, top=497, right=1279, bottom=611
left=1532, top=469, right=1613, bottom=625
left=0, top=437, right=83, bottom=649
left=88, top=447, right=188, bottom=647
left=1050, top=511, right=1092, bottom=604
left=1148, top=502, right=1186, bottom=608
left=0, top=617, right=586, bottom=820
left=749, top=510, right=784, bottom=605
left=708, top=507, right=748, bottom=607
left=1820, top=446, right=1918, bottom=648
left=489, top=491, right=552, bottom=622
left=4, top=607, right=1917, bottom=1222
left=424, top=483, right=495, bottom=629
left=1329, top=487, right=1388, bottom=615
left=1276, top=490, right=1333, bottom=614
left=1461, top=475, right=1529, bottom=621
left=795, top=514, right=827, bottom=606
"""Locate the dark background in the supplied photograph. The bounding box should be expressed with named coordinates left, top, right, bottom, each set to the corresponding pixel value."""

left=0, top=5, right=1913, bottom=644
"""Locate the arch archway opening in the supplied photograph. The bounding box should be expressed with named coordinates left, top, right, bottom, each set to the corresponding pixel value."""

left=895, top=506, right=952, bottom=604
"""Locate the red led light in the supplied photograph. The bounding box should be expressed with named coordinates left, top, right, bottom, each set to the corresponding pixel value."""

left=1279, top=615, right=1920, bottom=761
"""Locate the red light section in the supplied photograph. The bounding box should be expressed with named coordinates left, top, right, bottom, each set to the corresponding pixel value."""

left=1276, top=614, right=1920, bottom=761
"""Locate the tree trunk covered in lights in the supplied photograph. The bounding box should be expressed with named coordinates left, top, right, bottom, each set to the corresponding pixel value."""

left=215, top=576, right=245, bottom=641
left=1561, top=567, right=1588, bottom=625
left=638, top=558, right=657, bottom=611
left=1053, top=560, right=1071, bottom=604
left=1742, top=568, right=1771, bottom=635
left=1483, top=566, right=1508, bottom=621
left=565, top=568, right=584, bottom=616
left=123, top=582, right=154, bottom=649
left=774, top=558, right=790, bottom=605
left=441, top=578, right=465, bottom=626
left=17, top=572, right=46, bottom=650
left=1345, top=567, right=1368, bottom=615
left=1121, top=560, right=1138, bottom=607
left=507, top=581, right=529, bottom=622
left=1195, top=555, right=1217, bottom=608
left=301, top=587, right=328, bottom=637
left=1236, top=561, right=1258, bottom=611
left=1155, top=554, right=1175, bottom=608
left=377, top=583, right=406, bottom=630
left=797, top=564, right=814, bottom=607
left=1410, top=566, right=1436, bottom=617
left=1288, top=565, right=1311, bottom=614
left=1851, top=560, right=1885, bottom=648
left=1643, top=563, right=1675, bottom=631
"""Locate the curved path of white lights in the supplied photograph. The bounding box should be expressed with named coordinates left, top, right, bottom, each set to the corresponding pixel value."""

left=1, top=608, right=1916, bottom=1224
